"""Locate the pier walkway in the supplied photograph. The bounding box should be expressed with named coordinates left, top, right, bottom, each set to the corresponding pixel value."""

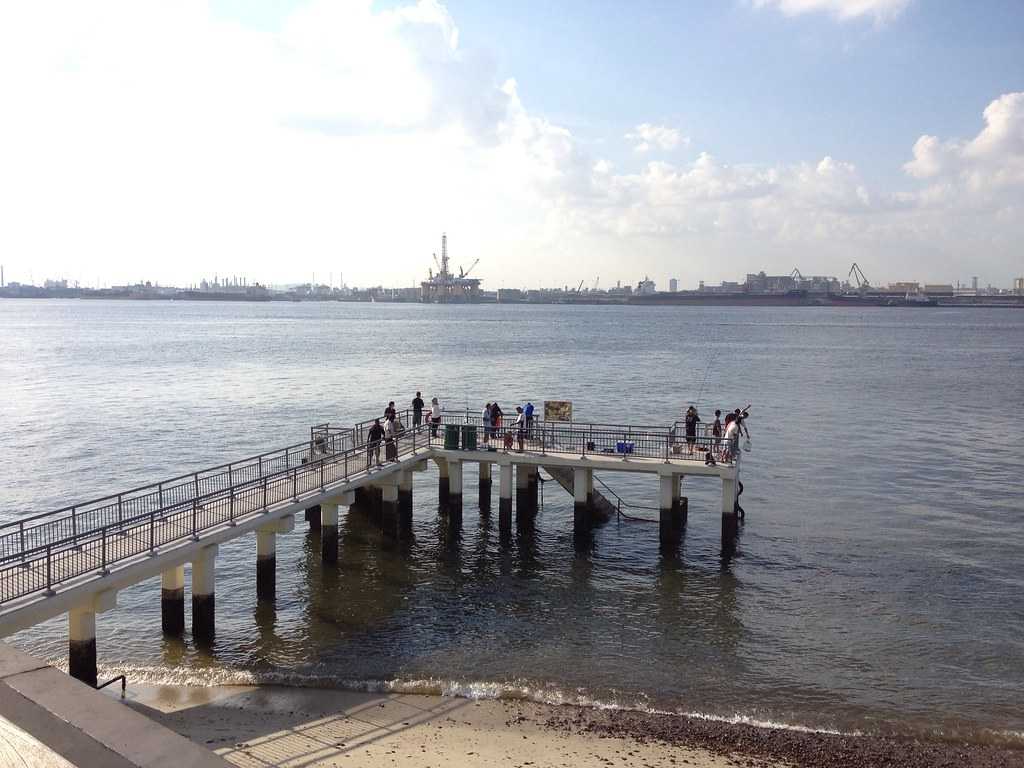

left=0, top=410, right=742, bottom=688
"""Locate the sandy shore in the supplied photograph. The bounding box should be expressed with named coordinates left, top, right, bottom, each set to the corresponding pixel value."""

left=121, top=684, right=1023, bottom=768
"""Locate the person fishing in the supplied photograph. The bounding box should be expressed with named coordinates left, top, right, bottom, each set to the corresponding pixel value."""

left=684, top=405, right=700, bottom=454
left=366, top=418, right=385, bottom=468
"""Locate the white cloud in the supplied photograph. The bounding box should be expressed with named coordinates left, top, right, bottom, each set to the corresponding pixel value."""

left=625, top=123, right=687, bottom=153
left=904, top=92, right=1024, bottom=202
left=752, top=0, right=911, bottom=23
left=0, top=1, right=1020, bottom=291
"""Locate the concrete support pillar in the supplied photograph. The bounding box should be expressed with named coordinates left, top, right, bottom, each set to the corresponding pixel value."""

left=721, top=476, right=738, bottom=540
left=321, top=502, right=339, bottom=563
left=659, top=474, right=684, bottom=546
left=573, top=467, right=592, bottom=533
left=381, top=484, right=400, bottom=539
left=478, top=462, right=492, bottom=512
left=527, top=466, right=539, bottom=513
left=515, top=464, right=535, bottom=525
left=160, top=565, right=185, bottom=636
left=515, top=463, right=528, bottom=513
left=398, top=470, right=413, bottom=525
left=305, top=504, right=321, bottom=531
left=447, top=460, right=463, bottom=522
left=498, top=463, right=513, bottom=535
left=256, top=529, right=276, bottom=601
left=437, top=458, right=450, bottom=510
left=68, top=607, right=97, bottom=687
left=191, top=545, right=217, bottom=645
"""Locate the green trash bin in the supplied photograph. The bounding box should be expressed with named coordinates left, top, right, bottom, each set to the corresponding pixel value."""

left=444, top=423, right=460, bottom=450
left=461, top=424, right=477, bottom=451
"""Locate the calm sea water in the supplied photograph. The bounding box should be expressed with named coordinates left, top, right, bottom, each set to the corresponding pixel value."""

left=1, top=299, right=1022, bottom=744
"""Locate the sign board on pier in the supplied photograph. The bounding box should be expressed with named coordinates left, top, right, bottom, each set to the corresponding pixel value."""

left=544, top=400, right=573, bottom=423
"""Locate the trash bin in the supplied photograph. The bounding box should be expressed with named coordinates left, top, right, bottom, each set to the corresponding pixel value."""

left=461, top=424, right=477, bottom=451
left=444, top=423, right=460, bottom=450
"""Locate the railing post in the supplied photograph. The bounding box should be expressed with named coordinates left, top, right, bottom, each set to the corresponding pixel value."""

left=193, top=473, right=200, bottom=500
left=228, top=463, right=233, bottom=486
left=262, top=476, right=268, bottom=511
left=320, top=458, right=325, bottom=491
left=258, top=455, right=263, bottom=478
left=101, top=528, right=107, bottom=573
left=192, top=499, right=198, bottom=540
left=158, top=483, right=164, bottom=509
left=45, top=545, right=52, bottom=594
left=230, top=486, right=235, bottom=524
left=117, top=494, right=123, bottom=526
left=149, top=511, right=155, bottom=553
left=285, top=447, right=290, bottom=468
left=19, top=521, right=25, bottom=564
left=71, top=507, right=77, bottom=540
left=292, top=468, right=298, bottom=501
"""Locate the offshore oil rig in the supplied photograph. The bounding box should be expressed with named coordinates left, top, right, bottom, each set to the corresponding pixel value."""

left=420, top=233, right=483, bottom=303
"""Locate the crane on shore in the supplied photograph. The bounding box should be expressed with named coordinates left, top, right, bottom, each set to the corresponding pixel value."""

left=848, top=263, right=870, bottom=292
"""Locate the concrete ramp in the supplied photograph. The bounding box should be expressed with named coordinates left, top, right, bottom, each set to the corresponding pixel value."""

left=541, top=466, right=617, bottom=522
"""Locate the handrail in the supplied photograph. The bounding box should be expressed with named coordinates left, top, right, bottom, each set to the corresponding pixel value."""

left=96, top=674, right=126, bottom=695
left=0, top=413, right=739, bottom=606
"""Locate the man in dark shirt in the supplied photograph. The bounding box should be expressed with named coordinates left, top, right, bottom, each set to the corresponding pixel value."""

left=367, top=419, right=385, bottom=468
left=412, top=392, right=424, bottom=426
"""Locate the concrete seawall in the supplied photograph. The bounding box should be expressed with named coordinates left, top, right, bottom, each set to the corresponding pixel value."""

left=0, top=643, right=229, bottom=768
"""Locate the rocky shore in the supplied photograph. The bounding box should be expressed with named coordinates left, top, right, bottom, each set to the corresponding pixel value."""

left=542, top=707, right=1024, bottom=768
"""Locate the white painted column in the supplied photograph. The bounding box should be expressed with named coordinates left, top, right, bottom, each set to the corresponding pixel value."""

left=448, top=459, right=463, bottom=521
left=161, top=565, right=185, bottom=636
left=498, top=463, right=513, bottom=534
left=321, top=501, right=339, bottom=563
left=68, top=607, right=97, bottom=687
left=573, top=467, right=590, bottom=531
left=191, top=545, right=217, bottom=645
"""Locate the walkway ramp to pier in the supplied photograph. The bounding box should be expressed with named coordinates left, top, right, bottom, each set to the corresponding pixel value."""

left=540, top=466, right=617, bottom=521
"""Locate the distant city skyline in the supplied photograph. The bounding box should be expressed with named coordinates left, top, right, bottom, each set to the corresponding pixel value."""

left=1, top=1, right=1023, bottom=288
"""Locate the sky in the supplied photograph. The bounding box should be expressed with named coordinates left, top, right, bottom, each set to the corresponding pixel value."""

left=1, top=0, right=1022, bottom=290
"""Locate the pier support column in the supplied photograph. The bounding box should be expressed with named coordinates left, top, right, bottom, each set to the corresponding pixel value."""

left=660, top=474, right=684, bottom=546
left=499, top=463, right=513, bottom=535
left=256, top=514, right=294, bottom=601
left=398, top=470, right=413, bottom=526
left=68, top=607, right=96, bottom=687
left=436, top=458, right=450, bottom=511
left=527, top=466, right=539, bottom=513
left=573, top=467, right=592, bottom=533
left=478, top=462, right=492, bottom=512
left=721, top=476, right=738, bottom=540
left=321, top=502, right=339, bottom=563
left=381, top=483, right=400, bottom=539
left=160, top=565, right=185, bottom=636
left=68, top=590, right=116, bottom=687
left=305, top=505, right=321, bottom=531
left=256, top=529, right=276, bottom=600
left=191, top=545, right=217, bottom=646
left=447, top=460, right=463, bottom=523
left=516, top=464, right=535, bottom=525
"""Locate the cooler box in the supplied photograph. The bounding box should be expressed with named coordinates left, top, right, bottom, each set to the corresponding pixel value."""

left=444, top=423, right=460, bottom=450
left=461, top=424, right=477, bottom=451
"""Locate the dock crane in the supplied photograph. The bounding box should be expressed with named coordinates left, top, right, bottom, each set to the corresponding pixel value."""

left=576, top=279, right=585, bottom=293
left=458, top=258, right=480, bottom=279
left=790, top=268, right=804, bottom=281
left=848, top=262, right=870, bottom=291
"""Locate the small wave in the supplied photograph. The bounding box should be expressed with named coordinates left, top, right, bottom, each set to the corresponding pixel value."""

left=94, top=664, right=1024, bottom=749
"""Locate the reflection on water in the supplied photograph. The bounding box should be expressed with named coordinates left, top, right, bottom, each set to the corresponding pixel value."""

left=2, top=300, right=1023, bottom=743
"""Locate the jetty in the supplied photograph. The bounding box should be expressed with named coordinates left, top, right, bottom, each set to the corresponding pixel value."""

left=0, top=409, right=743, bottom=688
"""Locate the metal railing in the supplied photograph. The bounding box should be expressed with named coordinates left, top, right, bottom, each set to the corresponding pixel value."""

left=0, top=428, right=357, bottom=566
left=0, top=413, right=737, bottom=607
left=0, top=423, right=433, bottom=604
